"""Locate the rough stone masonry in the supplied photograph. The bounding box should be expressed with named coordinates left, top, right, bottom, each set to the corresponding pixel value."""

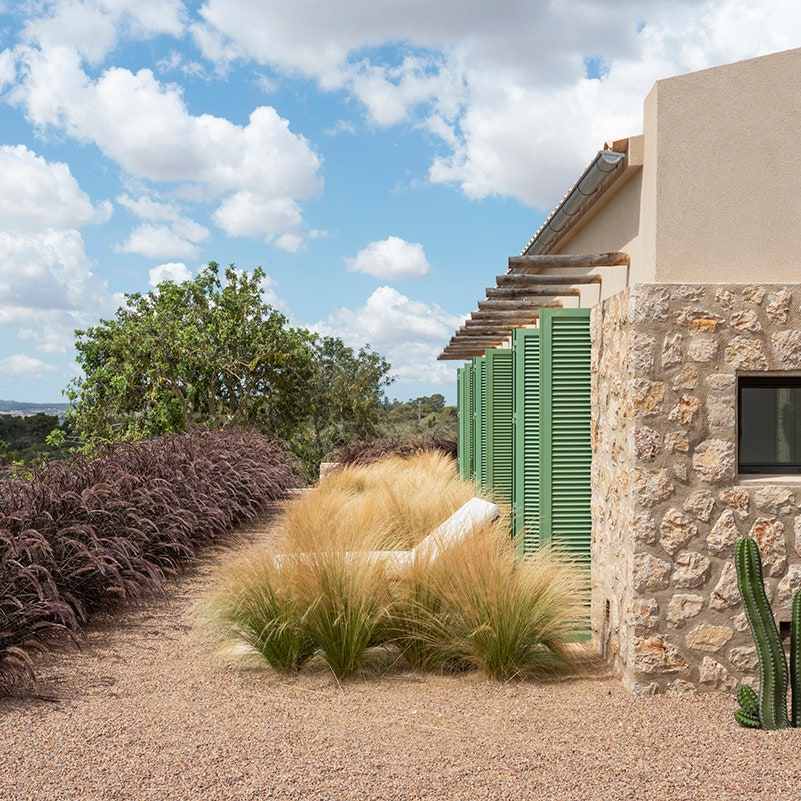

left=590, top=283, right=801, bottom=694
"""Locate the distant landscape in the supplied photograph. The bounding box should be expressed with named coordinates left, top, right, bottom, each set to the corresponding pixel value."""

left=0, top=399, right=70, bottom=418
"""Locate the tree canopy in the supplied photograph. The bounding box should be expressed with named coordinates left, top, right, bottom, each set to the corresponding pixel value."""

left=67, top=262, right=394, bottom=476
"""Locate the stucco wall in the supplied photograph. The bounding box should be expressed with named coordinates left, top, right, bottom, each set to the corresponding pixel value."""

left=591, top=283, right=801, bottom=694
left=553, top=48, right=801, bottom=291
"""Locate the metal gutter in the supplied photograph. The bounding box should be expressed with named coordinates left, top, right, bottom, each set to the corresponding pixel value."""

left=521, top=150, right=626, bottom=256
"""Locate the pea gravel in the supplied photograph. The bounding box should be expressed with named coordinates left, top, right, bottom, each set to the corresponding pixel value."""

left=2, top=513, right=800, bottom=801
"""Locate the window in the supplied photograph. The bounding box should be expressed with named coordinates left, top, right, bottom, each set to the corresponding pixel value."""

left=738, top=376, right=801, bottom=474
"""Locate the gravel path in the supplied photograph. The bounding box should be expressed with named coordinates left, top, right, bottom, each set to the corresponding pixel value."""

left=2, top=513, right=800, bottom=801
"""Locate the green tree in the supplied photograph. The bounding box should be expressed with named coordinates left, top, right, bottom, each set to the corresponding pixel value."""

left=66, top=262, right=394, bottom=477
left=68, top=262, right=312, bottom=441
left=380, top=394, right=457, bottom=439
left=292, top=335, right=393, bottom=470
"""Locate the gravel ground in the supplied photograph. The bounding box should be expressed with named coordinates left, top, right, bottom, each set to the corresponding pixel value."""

left=2, top=513, right=800, bottom=801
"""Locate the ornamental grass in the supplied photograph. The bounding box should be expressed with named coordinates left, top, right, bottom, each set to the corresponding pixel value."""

left=0, top=430, right=299, bottom=693
left=391, top=522, right=587, bottom=680
left=276, top=450, right=475, bottom=552
left=206, top=451, right=587, bottom=682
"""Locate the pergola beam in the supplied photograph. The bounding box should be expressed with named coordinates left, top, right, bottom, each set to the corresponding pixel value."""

left=485, top=286, right=581, bottom=299
left=477, top=298, right=577, bottom=311
left=495, top=273, right=602, bottom=286
left=507, top=252, right=629, bottom=274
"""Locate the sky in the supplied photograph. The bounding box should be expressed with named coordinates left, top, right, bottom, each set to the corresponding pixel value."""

left=1, top=1, right=800, bottom=406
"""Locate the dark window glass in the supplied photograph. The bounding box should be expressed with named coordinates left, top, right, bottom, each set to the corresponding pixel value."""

left=739, top=376, right=801, bottom=473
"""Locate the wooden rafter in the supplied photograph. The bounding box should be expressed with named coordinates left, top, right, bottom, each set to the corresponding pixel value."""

left=507, top=251, right=629, bottom=274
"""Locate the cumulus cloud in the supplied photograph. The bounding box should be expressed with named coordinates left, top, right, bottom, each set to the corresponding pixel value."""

left=20, top=0, right=185, bottom=64
left=0, top=145, right=112, bottom=233
left=10, top=47, right=322, bottom=245
left=0, top=354, right=58, bottom=378
left=149, top=262, right=193, bottom=286
left=345, top=236, right=430, bottom=280
left=315, top=286, right=463, bottom=385
left=0, top=229, right=117, bottom=366
left=193, top=0, right=801, bottom=208
left=118, top=224, right=202, bottom=259
left=116, top=194, right=209, bottom=258
left=0, top=230, right=111, bottom=317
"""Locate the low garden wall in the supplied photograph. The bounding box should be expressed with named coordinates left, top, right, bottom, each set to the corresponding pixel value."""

left=590, top=283, right=801, bottom=693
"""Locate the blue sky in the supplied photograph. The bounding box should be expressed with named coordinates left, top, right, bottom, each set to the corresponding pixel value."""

left=0, top=1, right=799, bottom=405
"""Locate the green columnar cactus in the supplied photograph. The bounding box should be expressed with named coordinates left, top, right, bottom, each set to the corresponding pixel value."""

left=791, top=590, right=801, bottom=728
left=734, top=537, right=789, bottom=730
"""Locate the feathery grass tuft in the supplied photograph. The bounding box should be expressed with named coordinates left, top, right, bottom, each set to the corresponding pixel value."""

left=203, top=546, right=315, bottom=673
left=294, top=549, right=393, bottom=679
left=392, top=520, right=587, bottom=680
left=204, top=450, right=585, bottom=683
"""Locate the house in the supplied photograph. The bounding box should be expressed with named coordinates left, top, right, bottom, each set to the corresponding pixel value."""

left=441, top=47, right=801, bottom=693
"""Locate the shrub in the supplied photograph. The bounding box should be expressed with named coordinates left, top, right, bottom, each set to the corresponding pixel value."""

left=0, top=430, right=300, bottom=693
left=294, top=549, right=394, bottom=679
left=278, top=450, right=476, bottom=552
left=330, top=436, right=457, bottom=468
left=207, top=452, right=586, bottom=683
left=204, top=545, right=315, bottom=673
left=391, top=521, right=587, bottom=680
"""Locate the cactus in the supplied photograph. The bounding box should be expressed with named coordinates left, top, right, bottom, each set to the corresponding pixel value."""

left=734, top=684, right=761, bottom=728
left=734, top=537, right=789, bottom=730
left=791, top=590, right=801, bottom=728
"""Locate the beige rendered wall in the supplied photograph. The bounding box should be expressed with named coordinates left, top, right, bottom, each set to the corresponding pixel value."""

left=552, top=47, right=801, bottom=289
left=556, top=170, right=645, bottom=300
left=650, top=47, right=801, bottom=283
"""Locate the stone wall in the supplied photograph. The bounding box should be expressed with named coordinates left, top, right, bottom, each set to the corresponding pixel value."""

left=590, top=283, right=801, bottom=694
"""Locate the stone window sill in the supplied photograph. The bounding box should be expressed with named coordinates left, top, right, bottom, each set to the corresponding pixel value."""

left=736, top=474, right=801, bottom=485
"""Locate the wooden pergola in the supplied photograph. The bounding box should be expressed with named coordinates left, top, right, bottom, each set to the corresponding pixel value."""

left=438, top=252, right=629, bottom=360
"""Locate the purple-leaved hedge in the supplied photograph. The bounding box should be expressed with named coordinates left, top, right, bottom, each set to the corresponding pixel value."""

left=0, top=430, right=300, bottom=693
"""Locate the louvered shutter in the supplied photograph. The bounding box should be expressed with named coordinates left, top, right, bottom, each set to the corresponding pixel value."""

left=457, top=367, right=468, bottom=479
left=472, top=356, right=487, bottom=488
left=512, top=328, right=541, bottom=555
left=460, top=365, right=475, bottom=480
left=486, top=348, right=513, bottom=506
left=539, top=308, right=592, bottom=565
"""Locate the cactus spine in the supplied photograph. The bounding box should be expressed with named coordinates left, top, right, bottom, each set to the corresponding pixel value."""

left=791, top=590, right=801, bottom=728
left=734, top=537, right=789, bottom=730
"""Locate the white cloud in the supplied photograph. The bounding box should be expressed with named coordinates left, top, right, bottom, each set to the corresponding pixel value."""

left=18, top=327, right=69, bottom=355
left=149, top=262, right=192, bottom=286
left=345, top=236, right=430, bottom=280
left=20, top=0, right=185, bottom=64
left=0, top=145, right=112, bottom=233
left=193, top=0, right=801, bottom=208
left=0, top=48, right=15, bottom=90
left=116, top=194, right=210, bottom=258
left=118, top=224, right=203, bottom=259
left=0, top=229, right=111, bottom=317
left=11, top=48, right=322, bottom=244
left=0, top=229, right=117, bottom=365
left=0, top=354, right=58, bottom=378
left=315, top=286, right=463, bottom=385
left=211, top=191, right=304, bottom=246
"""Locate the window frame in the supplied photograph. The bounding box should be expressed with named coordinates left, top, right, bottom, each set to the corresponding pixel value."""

left=738, top=374, right=801, bottom=475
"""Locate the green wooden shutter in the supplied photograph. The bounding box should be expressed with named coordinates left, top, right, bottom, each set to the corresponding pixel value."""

left=458, top=364, right=475, bottom=480
left=457, top=366, right=467, bottom=479
left=539, top=308, right=592, bottom=565
left=486, top=348, right=513, bottom=506
left=512, top=328, right=541, bottom=555
left=472, top=356, right=487, bottom=488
